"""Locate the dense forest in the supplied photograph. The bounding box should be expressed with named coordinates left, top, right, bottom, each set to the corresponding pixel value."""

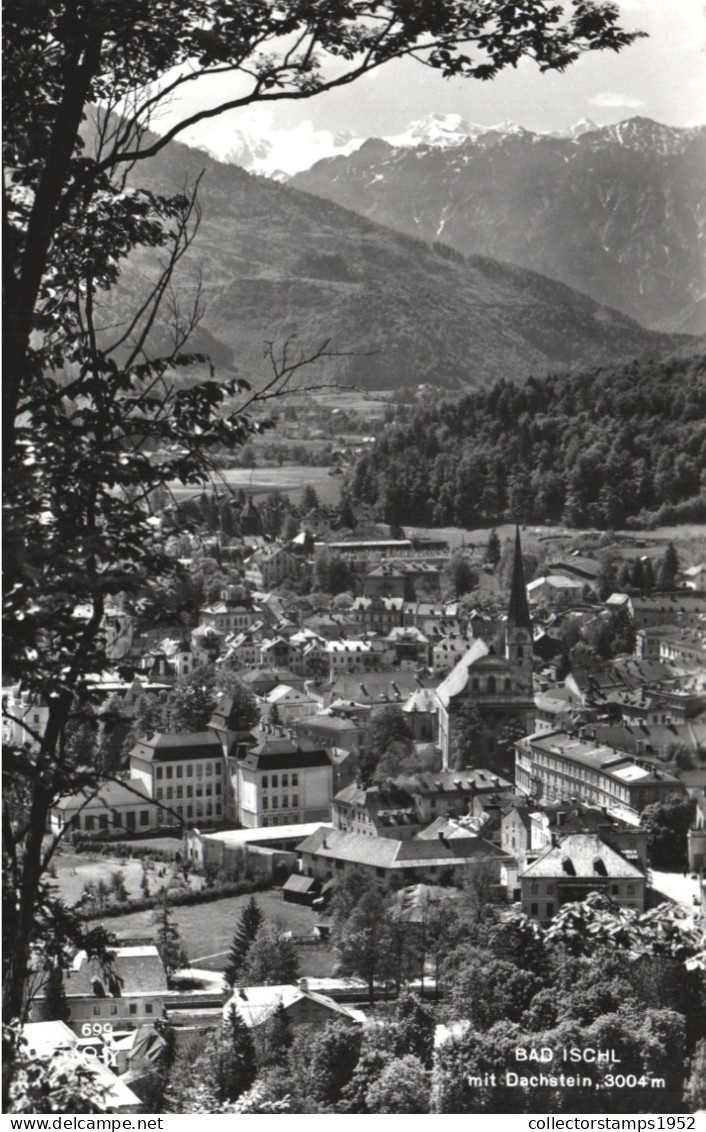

left=344, top=353, right=706, bottom=529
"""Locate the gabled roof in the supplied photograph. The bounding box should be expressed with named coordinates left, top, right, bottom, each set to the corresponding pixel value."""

left=54, top=779, right=153, bottom=811
left=223, top=984, right=363, bottom=1027
left=519, top=833, right=644, bottom=880
left=297, top=825, right=509, bottom=869
left=66, top=945, right=168, bottom=996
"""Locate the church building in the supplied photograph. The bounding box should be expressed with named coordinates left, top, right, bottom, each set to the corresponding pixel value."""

left=436, top=527, right=535, bottom=771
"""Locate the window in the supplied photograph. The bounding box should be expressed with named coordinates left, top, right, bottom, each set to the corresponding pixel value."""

left=110, top=1005, right=118, bottom=1016
left=292, top=795, right=298, bottom=809
left=271, top=797, right=278, bottom=810
left=93, top=1005, right=101, bottom=1016
left=98, top=814, right=108, bottom=830
left=129, top=1004, right=137, bottom=1016
left=156, top=788, right=163, bottom=801
left=140, top=810, right=150, bottom=827
left=530, top=882, right=539, bottom=895
left=271, top=775, right=278, bottom=788
left=187, top=765, right=193, bottom=777
left=262, top=776, right=268, bottom=788
left=282, top=774, right=289, bottom=788
left=166, top=766, right=173, bottom=779
left=546, top=884, right=554, bottom=894
left=292, top=774, right=298, bottom=787
left=611, top=884, right=620, bottom=895
left=205, top=763, right=212, bottom=775
left=84, top=815, right=95, bottom=831
left=176, top=766, right=183, bottom=778
left=156, top=767, right=163, bottom=780
left=166, top=786, right=173, bottom=800
left=546, top=902, right=554, bottom=918
left=627, top=884, right=635, bottom=896
left=282, top=796, right=288, bottom=810
left=262, top=798, right=268, bottom=811
left=530, top=903, right=539, bottom=916
left=187, top=805, right=193, bottom=819
left=176, top=786, right=183, bottom=799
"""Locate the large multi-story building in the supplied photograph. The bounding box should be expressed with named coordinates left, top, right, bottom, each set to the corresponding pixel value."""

left=129, top=732, right=225, bottom=827
left=514, top=730, right=686, bottom=824
left=234, top=726, right=333, bottom=828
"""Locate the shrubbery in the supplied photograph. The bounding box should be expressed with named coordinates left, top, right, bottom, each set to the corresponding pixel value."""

left=83, top=877, right=271, bottom=920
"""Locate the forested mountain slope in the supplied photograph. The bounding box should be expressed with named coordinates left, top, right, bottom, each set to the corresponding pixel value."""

left=292, top=118, right=706, bottom=334
left=107, top=133, right=691, bottom=392
left=344, top=353, right=706, bottom=529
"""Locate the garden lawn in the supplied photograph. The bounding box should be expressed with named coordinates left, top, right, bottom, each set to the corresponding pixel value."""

left=94, top=889, right=338, bottom=977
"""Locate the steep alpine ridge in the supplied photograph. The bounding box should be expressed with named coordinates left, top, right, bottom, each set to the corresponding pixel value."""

left=291, top=117, right=706, bottom=333
left=114, top=133, right=692, bottom=392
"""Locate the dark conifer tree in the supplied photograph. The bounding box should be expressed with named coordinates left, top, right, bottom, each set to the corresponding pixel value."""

left=261, top=1002, right=293, bottom=1068
left=224, top=897, right=264, bottom=988
left=219, top=1006, right=257, bottom=1102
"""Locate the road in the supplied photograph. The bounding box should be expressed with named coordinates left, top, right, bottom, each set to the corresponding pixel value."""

left=650, top=868, right=703, bottom=914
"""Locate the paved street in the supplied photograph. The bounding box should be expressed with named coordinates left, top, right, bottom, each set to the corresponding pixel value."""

left=650, top=868, right=704, bottom=914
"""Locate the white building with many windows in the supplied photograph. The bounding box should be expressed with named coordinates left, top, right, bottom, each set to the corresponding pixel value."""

left=129, top=732, right=225, bottom=827
left=235, top=727, right=333, bottom=828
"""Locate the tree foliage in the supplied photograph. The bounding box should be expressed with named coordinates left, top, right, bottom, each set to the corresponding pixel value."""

left=238, top=923, right=300, bottom=986
left=639, top=794, right=696, bottom=868
left=344, top=356, right=706, bottom=529
left=153, top=896, right=189, bottom=976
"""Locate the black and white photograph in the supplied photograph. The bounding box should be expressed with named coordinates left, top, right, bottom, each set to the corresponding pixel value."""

left=3, top=0, right=706, bottom=1119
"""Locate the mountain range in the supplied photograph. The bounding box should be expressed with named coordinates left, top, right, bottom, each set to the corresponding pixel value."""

left=190, top=111, right=609, bottom=178
left=290, top=116, right=706, bottom=334
left=111, top=130, right=694, bottom=393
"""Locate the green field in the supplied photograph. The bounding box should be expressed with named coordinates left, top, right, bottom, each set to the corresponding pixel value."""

left=93, top=889, right=337, bottom=976
left=168, top=464, right=342, bottom=507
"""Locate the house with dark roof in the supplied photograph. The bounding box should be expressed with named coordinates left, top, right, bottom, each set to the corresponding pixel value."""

left=332, top=784, right=421, bottom=840
left=235, top=726, right=333, bottom=828
left=405, top=768, right=512, bottom=824
left=518, top=833, right=646, bottom=923
left=31, top=944, right=168, bottom=1035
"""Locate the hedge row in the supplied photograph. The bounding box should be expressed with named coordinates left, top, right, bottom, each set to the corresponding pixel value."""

left=83, top=876, right=271, bottom=920
left=66, top=839, right=181, bottom=863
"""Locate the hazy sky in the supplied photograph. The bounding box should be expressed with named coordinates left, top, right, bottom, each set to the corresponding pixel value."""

left=158, top=1, right=706, bottom=159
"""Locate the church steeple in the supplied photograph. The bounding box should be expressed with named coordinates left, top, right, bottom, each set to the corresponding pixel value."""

left=505, top=525, right=533, bottom=693
left=507, top=525, right=532, bottom=634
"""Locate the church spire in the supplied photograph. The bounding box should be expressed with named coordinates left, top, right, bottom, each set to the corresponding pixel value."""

left=507, top=525, right=532, bottom=633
